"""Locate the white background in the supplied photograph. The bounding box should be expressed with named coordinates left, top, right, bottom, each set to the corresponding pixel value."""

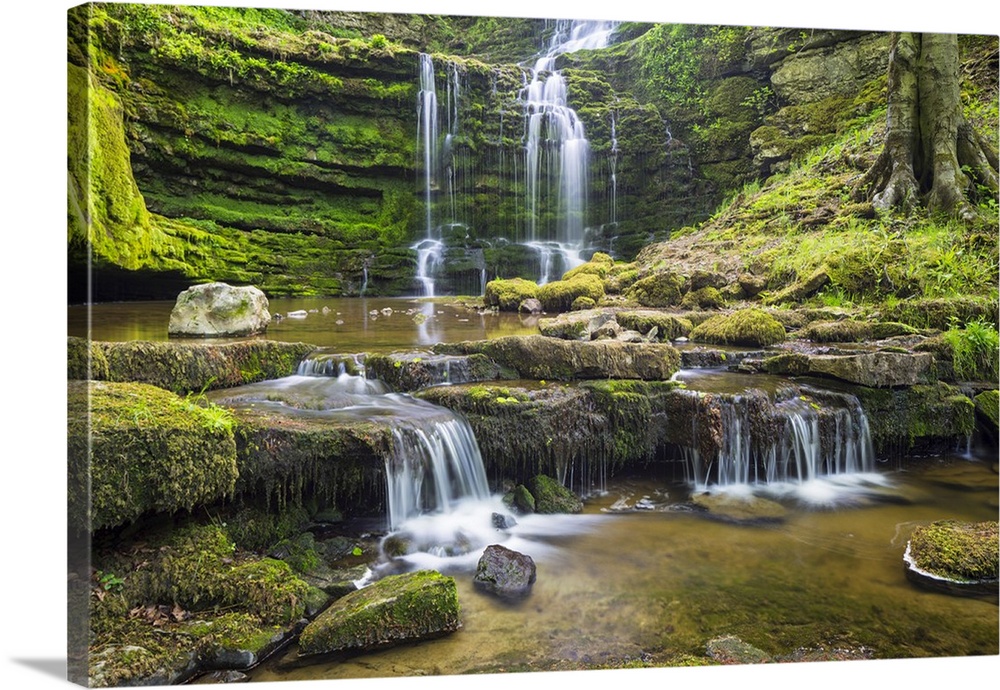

left=3, top=1, right=997, bottom=689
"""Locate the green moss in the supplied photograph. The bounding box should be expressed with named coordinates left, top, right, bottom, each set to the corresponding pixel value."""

left=298, top=570, right=461, bottom=655
left=854, top=383, right=976, bottom=455
left=908, top=521, right=999, bottom=582
left=680, top=286, right=724, bottom=310
left=223, top=504, right=311, bottom=553
left=623, top=271, right=685, bottom=308
left=538, top=274, right=606, bottom=312
left=562, top=252, right=615, bottom=280
left=942, top=319, right=1000, bottom=382
left=571, top=295, right=597, bottom=311
left=526, top=474, right=583, bottom=514
left=690, top=309, right=786, bottom=347
left=974, top=390, right=999, bottom=439
left=68, top=381, right=238, bottom=531
left=68, top=336, right=109, bottom=380
left=484, top=277, right=540, bottom=311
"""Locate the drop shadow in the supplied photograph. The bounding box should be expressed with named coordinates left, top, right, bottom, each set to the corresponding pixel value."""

left=11, top=658, right=66, bottom=681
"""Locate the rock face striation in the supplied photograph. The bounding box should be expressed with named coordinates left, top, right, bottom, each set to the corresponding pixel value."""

left=168, top=283, right=271, bottom=337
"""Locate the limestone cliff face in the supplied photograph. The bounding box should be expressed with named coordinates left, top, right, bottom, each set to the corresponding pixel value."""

left=68, top=4, right=892, bottom=301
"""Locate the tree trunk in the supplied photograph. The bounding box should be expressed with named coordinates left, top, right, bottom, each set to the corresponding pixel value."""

left=855, top=32, right=999, bottom=220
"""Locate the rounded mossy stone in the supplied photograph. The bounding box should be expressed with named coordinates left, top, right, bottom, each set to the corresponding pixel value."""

left=502, top=484, right=536, bottom=514
left=298, top=570, right=461, bottom=655
left=69, top=381, right=238, bottom=531
left=689, top=308, right=786, bottom=347
left=537, top=274, right=606, bottom=312
left=571, top=295, right=598, bottom=311
left=484, top=278, right=540, bottom=311
left=527, top=475, right=583, bottom=514
left=561, top=252, right=615, bottom=281
left=680, top=285, right=724, bottom=310
left=623, top=271, right=685, bottom=308
left=906, top=520, right=999, bottom=583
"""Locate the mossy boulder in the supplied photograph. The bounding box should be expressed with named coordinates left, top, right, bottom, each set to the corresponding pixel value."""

left=365, top=352, right=503, bottom=391
left=689, top=309, right=786, bottom=347
left=298, top=570, right=461, bottom=656
left=904, top=520, right=999, bottom=598
left=88, top=522, right=312, bottom=686
left=853, top=383, right=976, bottom=455
left=537, top=274, right=606, bottom=312
left=527, top=474, right=583, bottom=514
left=623, top=271, right=685, bottom=308
left=562, top=251, right=615, bottom=280
left=433, top=335, right=681, bottom=381
left=680, top=286, right=724, bottom=310
left=503, top=484, right=536, bottom=514
left=484, top=278, right=540, bottom=311
left=68, top=381, right=238, bottom=531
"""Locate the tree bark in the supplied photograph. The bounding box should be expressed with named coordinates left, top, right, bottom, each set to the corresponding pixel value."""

left=855, top=32, right=999, bottom=220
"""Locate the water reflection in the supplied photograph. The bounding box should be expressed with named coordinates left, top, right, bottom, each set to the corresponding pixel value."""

left=67, top=296, right=537, bottom=352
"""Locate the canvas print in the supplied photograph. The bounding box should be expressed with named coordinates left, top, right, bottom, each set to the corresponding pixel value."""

left=66, top=1, right=999, bottom=687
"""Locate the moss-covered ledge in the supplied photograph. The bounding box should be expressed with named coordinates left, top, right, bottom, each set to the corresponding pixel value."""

left=432, top=335, right=681, bottom=381
left=68, top=337, right=316, bottom=394
left=68, top=381, right=239, bottom=532
left=904, top=520, right=999, bottom=599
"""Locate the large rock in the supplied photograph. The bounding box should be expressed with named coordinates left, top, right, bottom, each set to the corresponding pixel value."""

left=527, top=474, right=584, bottom=514
left=537, top=308, right=618, bottom=341
left=433, top=335, right=681, bottom=381
left=169, top=283, right=271, bottom=337
left=805, top=351, right=934, bottom=388
left=298, top=570, right=461, bottom=656
left=904, top=520, right=999, bottom=599
left=473, top=544, right=537, bottom=599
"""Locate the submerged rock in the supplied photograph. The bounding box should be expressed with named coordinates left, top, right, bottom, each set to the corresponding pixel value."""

left=169, top=282, right=271, bottom=337
left=690, top=491, right=788, bottom=524
left=473, top=544, right=537, bottom=599
left=298, top=570, right=461, bottom=656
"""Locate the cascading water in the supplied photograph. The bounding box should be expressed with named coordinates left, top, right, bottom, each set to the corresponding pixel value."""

left=520, top=19, right=619, bottom=283
left=413, top=53, right=445, bottom=297
left=677, top=383, right=885, bottom=506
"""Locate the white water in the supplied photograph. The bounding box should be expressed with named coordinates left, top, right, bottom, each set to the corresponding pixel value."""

left=520, top=20, right=619, bottom=282
left=682, top=388, right=885, bottom=507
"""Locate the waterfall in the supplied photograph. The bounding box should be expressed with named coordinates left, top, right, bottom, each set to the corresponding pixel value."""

left=413, top=53, right=444, bottom=297
left=609, top=109, right=619, bottom=228
left=387, top=415, right=492, bottom=530
left=685, top=388, right=876, bottom=491
left=520, top=19, right=619, bottom=284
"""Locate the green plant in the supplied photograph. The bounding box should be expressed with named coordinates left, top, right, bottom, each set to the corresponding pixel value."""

left=943, top=318, right=1000, bottom=382
left=369, top=33, right=388, bottom=49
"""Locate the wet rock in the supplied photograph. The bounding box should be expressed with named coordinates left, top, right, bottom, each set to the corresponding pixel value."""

left=503, top=484, right=536, bottom=515
left=806, top=351, right=933, bottom=387
left=690, top=491, right=788, bottom=524
left=904, top=520, right=999, bottom=599
left=519, top=298, right=543, bottom=314
left=298, top=570, right=461, bottom=656
left=974, top=390, right=999, bottom=443
left=706, top=635, right=772, bottom=664
left=492, top=512, right=518, bottom=529
left=473, top=544, right=537, bottom=599
left=528, top=474, right=583, bottom=514
left=433, top=335, right=681, bottom=381
left=615, top=310, right=693, bottom=341
left=191, top=670, right=250, bottom=683
left=169, top=282, right=271, bottom=337
left=365, top=351, right=503, bottom=391
left=538, top=308, right=617, bottom=341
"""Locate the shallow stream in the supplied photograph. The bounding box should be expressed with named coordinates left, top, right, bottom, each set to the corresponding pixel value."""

left=73, top=298, right=999, bottom=678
